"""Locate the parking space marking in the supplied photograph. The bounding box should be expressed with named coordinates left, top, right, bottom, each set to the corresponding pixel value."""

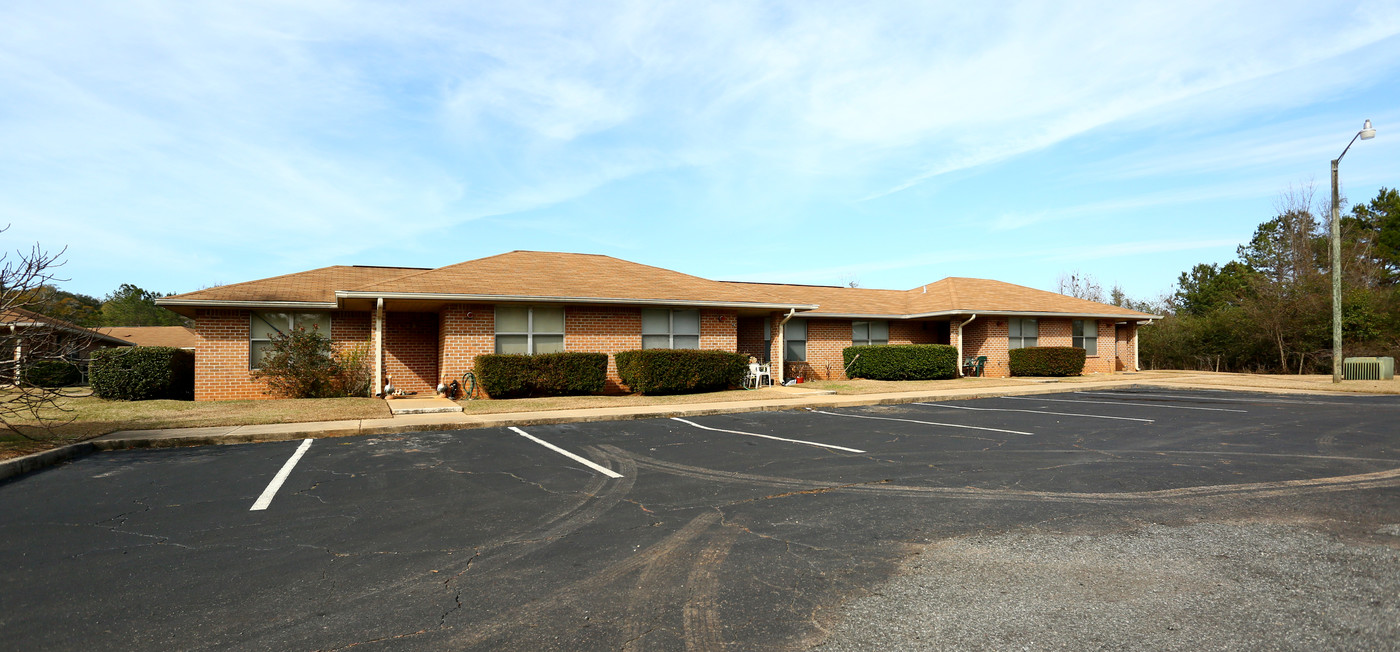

left=1076, top=391, right=1363, bottom=406
left=805, top=409, right=1033, bottom=435
left=250, top=438, right=313, bottom=511
left=509, top=427, right=624, bottom=478
left=1001, top=396, right=1246, bottom=413
left=671, top=418, right=866, bottom=453
left=913, top=402, right=1154, bottom=423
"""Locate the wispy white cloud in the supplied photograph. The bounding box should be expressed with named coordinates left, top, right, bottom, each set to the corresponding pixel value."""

left=1, top=1, right=1396, bottom=296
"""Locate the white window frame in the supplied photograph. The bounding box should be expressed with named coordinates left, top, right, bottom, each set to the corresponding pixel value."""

left=494, top=306, right=566, bottom=354
left=641, top=309, right=701, bottom=350
left=785, top=318, right=807, bottom=362
left=250, top=311, right=332, bottom=370
left=852, top=320, right=889, bottom=346
left=1008, top=317, right=1038, bottom=350
left=1073, top=319, right=1098, bottom=356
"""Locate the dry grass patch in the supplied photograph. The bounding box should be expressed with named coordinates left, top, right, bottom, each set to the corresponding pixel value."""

left=1142, top=370, right=1400, bottom=394
left=1, top=390, right=391, bottom=460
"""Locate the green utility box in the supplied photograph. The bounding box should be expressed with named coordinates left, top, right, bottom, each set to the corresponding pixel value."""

left=1342, top=357, right=1395, bottom=381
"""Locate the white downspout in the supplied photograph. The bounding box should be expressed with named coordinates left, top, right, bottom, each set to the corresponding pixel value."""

left=775, top=309, right=796, bottom=382
left=373, top=297, right=384, bottom=397
left=956, top=314, right=977, bottom=377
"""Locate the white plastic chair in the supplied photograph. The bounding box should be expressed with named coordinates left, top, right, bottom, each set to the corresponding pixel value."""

left=745, top=362, right=772, bottom=389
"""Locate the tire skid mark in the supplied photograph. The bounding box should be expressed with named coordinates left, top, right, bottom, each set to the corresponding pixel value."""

left=683, top=526, right=739, bottom=652
left=465, top=454, right=638, bottom=578
left=603, top=446, right=1400, bottom=504
left=447, top=511, right=722, bottom=647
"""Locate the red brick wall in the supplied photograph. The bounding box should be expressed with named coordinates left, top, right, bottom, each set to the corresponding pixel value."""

left=437, top=304, right=497, bottom=393
left=193, top=309, right=372, bottom=401
left=964, top=318, right=1011, bottom=377
left=737, top=317, right=768, bottom=361
left=1081, top=320, right=1113, bottom=374
left=1115, top=322, right=1138, bottom=371
left=437, top=304, right=740, bottom=396
left=384, top=312, right=438, bottom=394
left=566, top=306, right=642, bottom=393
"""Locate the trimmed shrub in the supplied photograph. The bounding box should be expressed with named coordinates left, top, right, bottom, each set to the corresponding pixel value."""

left=614, top=349, right=748, bottom=395
left=90, top=346, right=195, bottom=400
left=1009, top=346, right=1086, bottom=377
left=475, top=352, right=608, bottom=399
left=22, top=360, right=83, bottom=387
left=251, top=327, right=341, bottom=398
left=842, top=344, right=958, bottom=381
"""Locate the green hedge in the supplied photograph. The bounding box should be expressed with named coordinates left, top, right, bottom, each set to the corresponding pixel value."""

left=23, top=360, right=83, bottom=387
left=842, top=344, right=958, bottom=380
left=614, top=349, right=747, bottom=395
left=90, top=347, right=195, bottom=400
left=1009, top=346, right=1086, bottom=377
left=475, top=352, right=608, bottom=399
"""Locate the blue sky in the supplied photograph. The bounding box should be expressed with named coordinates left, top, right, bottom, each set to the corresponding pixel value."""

left=6, top=1, right=1398, bottom=303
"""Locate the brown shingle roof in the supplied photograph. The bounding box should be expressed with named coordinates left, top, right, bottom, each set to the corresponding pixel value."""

left=95, top=326, right=197, bottom=349
left=905, top=278, right=1153, bottom=318
left=155, top=252, right=1156, bottom=319
left=717, top=277, right=1153, bottom=319
left=163, top=265, right=430, bottom=304
left=1, top=307, right=133, bottom=345
left=347, top=251, right=812, bottom=308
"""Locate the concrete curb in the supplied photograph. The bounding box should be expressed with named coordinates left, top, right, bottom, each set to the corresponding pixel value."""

left=0, top=443, right=98, bottom=483
left=3, top=378, right=1394, bottom=483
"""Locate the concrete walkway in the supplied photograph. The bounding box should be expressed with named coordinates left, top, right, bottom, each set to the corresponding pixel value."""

left=1, top=373, right=1391, bottom=482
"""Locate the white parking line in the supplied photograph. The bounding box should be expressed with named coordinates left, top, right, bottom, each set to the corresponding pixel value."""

left=509, top=427, right=623, bottom=478
left=1002, top=396, right=1246, bottom=413
left=806, top=409, right=1033, bottom=435
left=671, top=417, right=866, bottom=453
left=250, top=438, right=313, bottom=511
left=913, top=402, right=1154, bottom=423
left=1076, top=391, right=1338, bottom=406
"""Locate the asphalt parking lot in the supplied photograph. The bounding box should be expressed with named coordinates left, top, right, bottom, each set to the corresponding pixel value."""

left=2, top=388, right=1398, bottom=650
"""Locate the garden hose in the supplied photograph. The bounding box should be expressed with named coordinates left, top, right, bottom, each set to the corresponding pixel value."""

left=460, top=370, right=479, bottom=400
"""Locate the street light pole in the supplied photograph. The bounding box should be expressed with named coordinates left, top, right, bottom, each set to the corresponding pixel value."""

left=1330, top=119, right=1376, bottom=383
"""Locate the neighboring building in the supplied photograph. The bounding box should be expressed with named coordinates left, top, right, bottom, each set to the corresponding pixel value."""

left=2, top=308, right=132, bottom=383
left=156, top=251, right=1157, bottom=401
left=95, top=326, right=197, bottom=350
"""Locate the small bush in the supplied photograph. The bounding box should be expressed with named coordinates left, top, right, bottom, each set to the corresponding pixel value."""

left=1009, top=346, right=1086, bottom=376
left=252, top=327, right=342, bottom=398
left=842, top=344, right=958, bottom=380
left=22, top=360, right=83, bottom=387
left=90, top=346, right=195, bottom=400
left=614, top=349, right=747, bottom=395
left=475, top=352, right=608, bottom=399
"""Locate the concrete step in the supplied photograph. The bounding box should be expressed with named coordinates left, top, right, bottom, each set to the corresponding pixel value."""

left=387, top=397, right=464, bottom=415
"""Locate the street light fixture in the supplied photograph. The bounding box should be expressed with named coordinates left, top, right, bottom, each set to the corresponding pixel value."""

left=1330, top=119, right=1376, bottom=383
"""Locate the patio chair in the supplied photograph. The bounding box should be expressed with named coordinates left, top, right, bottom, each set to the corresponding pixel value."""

left=963, top=356, right=987, bottom=377
left=744, top=362, right=773, bottom=389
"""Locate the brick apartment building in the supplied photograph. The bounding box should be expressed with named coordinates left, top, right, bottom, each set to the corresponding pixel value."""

left=156, top=251, right=1157, bottom=401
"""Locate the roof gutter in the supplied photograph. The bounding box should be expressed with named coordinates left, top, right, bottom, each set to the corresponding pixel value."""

left=333, top=291, right=817, bottom=311
left=155, top=299, right=338, bottom=310
left=775, top=309, right=797, bottom=382
left=812, top=309, right=1161, bottom=320
left=956, top=314, right=976, bottom=377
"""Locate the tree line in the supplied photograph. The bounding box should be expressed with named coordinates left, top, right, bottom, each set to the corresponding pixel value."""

left=27, top=283, right=189, bottom=328
left=1131, top=186, right=1400, bottom=373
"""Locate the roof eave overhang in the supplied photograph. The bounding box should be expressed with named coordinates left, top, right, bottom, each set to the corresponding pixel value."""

left=4, top=321, right=134, bottom=345
left=156, top=299, right=339, bottom=310
left=802, top=309, right=1160, bottom=320
left=334, top=291, right=817, bottom=311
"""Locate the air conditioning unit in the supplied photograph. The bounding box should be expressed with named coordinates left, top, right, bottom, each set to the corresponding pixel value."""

left=1342, top=357, right=1395, bottom=381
